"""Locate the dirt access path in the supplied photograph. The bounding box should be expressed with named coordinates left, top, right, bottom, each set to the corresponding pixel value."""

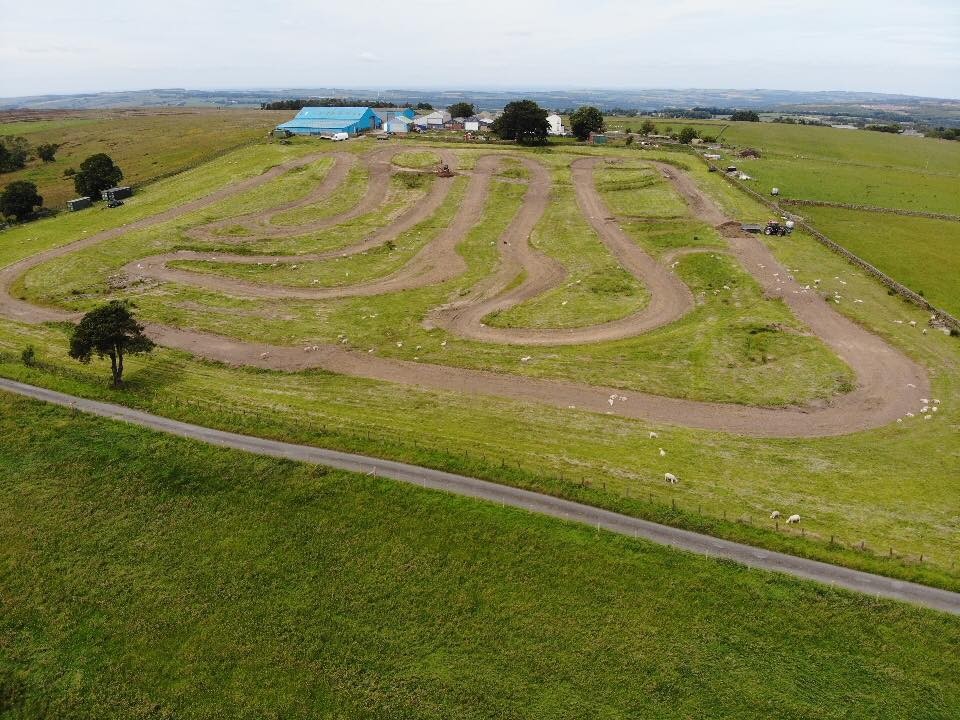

left=0, top=145, right=930, bottom=437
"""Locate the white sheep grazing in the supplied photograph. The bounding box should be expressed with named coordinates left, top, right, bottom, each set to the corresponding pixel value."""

left=649, top=431, right=658, bottom=439
left=659, top=448, right=667, bottom=457
left=664, top=472, right=678, bottom=484
left=770, top=511, right=781, bottom=520
left=786, top=514, right=801, bottom=524
left=933, top=399, right=941, bottom=405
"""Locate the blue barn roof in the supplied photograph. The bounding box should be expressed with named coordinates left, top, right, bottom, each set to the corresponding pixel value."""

left=293, top=106, right=374, bottom=120
left=275, top=106, right=381, bottom=135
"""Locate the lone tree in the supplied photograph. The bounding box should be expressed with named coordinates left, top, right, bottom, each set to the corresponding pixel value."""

left=491, top=100, right=549, bottom=145
left=0, top=181, right=43, bottom=221
left=74, top=153, right=123, bottom=201
left=730, top=110, right=760, bottom=122
left=678, top=126, right=699, bottom=144
left=36, top=143, right=60, bottom=162
left=447, top=102, right=475, bottom=118
left=69, top=301, right=155, bottom=387
left=640, top=119, right=656, bottom=135
left=569, top=106, right=604, bottom=141
left=0, top=136, right=29, bottom=173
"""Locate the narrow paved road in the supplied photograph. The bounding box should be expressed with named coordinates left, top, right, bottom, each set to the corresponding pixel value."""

left=3, top=377, right=958, bottom=616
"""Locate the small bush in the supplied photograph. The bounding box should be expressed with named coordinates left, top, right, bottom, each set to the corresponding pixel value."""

left=21, top=345, right=36, bottom=366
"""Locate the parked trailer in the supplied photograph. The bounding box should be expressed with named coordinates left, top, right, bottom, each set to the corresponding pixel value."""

left=67, top=197, right=92, bottom=211
left=101, top=186, right=132, bottom=202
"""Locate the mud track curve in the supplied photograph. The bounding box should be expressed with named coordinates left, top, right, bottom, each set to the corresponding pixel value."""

left=0, top=146, right=930, bottom=437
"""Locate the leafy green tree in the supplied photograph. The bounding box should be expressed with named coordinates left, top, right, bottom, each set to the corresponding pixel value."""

left=569, top=106, right=604, bottom=141
left=0, top=136, right=29, bottom=173
left=447, top=102, right=475, bottom=118
left=730, top=110, right=760, bottom=122
left=36, top=143, right=60, bottom=162
left=491, top=100, right=549, bottom=145
left=0, top=180, right=43, bottom=221
left=73, top=153, right=123, bottom=201
left=416, top=102, right=433, bottom=111
left=640, top=119, right=656, bottom=135
left=69, top=301, right=155, bottom=387
left=678, top=127, right=699, bottom=144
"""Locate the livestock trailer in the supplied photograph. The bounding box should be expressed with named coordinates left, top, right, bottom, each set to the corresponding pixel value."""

left=67, top=196, right=92, bottom=211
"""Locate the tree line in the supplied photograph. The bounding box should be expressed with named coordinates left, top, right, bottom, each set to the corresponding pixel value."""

left=260, top=98, right=433, bottom=111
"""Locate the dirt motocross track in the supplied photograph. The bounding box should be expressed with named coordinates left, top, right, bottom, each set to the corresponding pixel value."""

left=0, top=145, right=929, bottom=437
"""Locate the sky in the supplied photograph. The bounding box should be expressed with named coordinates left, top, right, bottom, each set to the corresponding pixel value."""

left=2, top=0, right=958, bottom=99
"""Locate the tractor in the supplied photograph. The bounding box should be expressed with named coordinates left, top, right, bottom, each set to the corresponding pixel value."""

left=763, top=219, right=795, bottom=236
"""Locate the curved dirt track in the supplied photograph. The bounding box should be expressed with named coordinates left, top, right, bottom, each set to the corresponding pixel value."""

left=427, top=157, right=695, bottom=345
left=0, top=144, right=930, bottom=437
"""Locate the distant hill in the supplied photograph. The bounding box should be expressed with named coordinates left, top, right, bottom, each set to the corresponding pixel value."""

left=2, top=87, right=958, bottom=125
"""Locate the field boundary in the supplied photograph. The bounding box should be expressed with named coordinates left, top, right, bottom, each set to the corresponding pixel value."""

left=780, top=198, right=960, bottom=223
left=698, top=156, right=960, bottom=333
left=3, top=376, right=959, bottom=615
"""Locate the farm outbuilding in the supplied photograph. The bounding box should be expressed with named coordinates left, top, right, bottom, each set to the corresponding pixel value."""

left=414, top=110, right=452, bottom=129
left=385, top=115, right=414, bottom=133
left=373, top=107, right=415, bottom=126
left=546, top=114, right=565, bottom=136
left=275, top=107, right=382, bottom=136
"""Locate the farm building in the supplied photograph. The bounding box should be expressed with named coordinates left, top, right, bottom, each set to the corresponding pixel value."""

left=414, top=110, right=452, bottom=129
left=464, top=117, right=481, bottom=132
left=373, top=107, right=415, bottom=125
left=275, top=107, right=381, bottom=136
left=385, top=115, right=414, bottom=133
left=546, top=114, right=565, bottom=136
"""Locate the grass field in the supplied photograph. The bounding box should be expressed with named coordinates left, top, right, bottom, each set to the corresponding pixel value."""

left=15, top=147, right=851, bottom=406
left=2, top=394, right=958, bottom=719
left=797, top=207, right=960, bottom=317
left=0, top=108, right=290, bottom=208
left=2, top=122, right=960, bottom=591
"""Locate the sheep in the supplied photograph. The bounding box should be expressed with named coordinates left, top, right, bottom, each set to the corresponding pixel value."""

left=649, top=431, right=658, bottom=439
left=786, top=514, right=801, bottom=524
left=664, top=473, right=678, bottom=484
left=659, top=448, right=667, bottom=457
left=934, top=398, right=941, bottom=405
left=920, top=397, right=929, bottom=404
left=770, top=511, right=781, bottom=520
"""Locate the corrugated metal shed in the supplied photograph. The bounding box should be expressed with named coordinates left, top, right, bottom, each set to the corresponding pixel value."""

left=276, top=107, right=381, bottom=136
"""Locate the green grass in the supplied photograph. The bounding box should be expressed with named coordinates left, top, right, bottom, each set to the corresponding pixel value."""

left=3, top=137, right=960, bottom=589
left=14, top=145, right=849, bottom=407
left=797, top=207, right=960, bottom=317
left=1, top=394, right=958, bottom=718
left=0, top=108, right=292, bottom=208
left=391, top=150, right=440, bottom=169
left=487, top=162, right=650, bottom=329
left=270, top=163, right=370, bottom=225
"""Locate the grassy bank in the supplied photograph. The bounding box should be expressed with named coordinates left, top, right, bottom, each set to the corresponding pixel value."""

left=1, top=394, right=958, bottom=718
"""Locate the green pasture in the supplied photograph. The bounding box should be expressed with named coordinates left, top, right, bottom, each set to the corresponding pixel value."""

left=2, top=395, right=957, bottom=718
left=2, top=134, right=960, bottom=587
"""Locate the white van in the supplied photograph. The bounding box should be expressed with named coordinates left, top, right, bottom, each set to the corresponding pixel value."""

left=331, top=132, right=349, bottom=142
